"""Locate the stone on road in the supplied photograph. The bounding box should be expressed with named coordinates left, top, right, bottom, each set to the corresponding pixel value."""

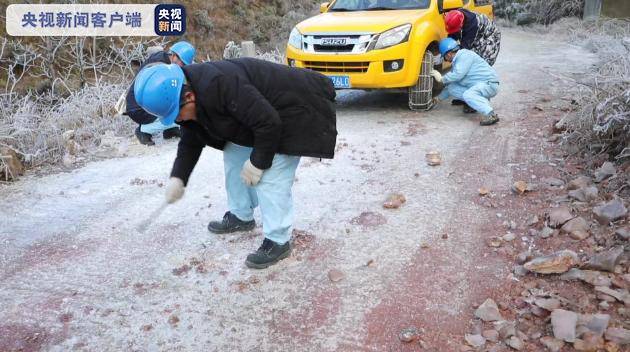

left=584, top=246, right=624, bottom=273
left=524, top=250, right=579, bottom=274
left=547, top=207, right=574, bottom=228
left=593, top=198, right=628, bottom=225
left=551, top=309, right=578, bottom=342
left=605, top=327, right=630, bottom=345
left=474, top=298, right=503, bottom=322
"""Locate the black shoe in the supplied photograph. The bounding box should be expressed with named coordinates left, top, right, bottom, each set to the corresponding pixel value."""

left=452, top=99, right=465, bottom=106
left=463, top=104, right=477, bottom=114
left=207, top=211, right=256, bottom=234
left=480, top=112, right=500, bottom=126
left=163, top=127, right=181, bottom=140
left=135, top=126, right=155, bottom=146
left=245, top=238, right=291, bottom=269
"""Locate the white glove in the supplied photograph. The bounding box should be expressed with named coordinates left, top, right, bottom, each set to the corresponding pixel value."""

left=165, top=177, right=185, bottom=204
left=430, top=70, right=443, bottom=83
left=241, top=160, right=263, bottom=187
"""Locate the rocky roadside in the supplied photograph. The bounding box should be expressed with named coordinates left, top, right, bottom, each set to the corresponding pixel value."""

left=455, top=95, right=630, bottom=351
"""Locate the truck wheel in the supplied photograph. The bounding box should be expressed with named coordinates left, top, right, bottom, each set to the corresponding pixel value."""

left=408, top=50, right=434, bottom=111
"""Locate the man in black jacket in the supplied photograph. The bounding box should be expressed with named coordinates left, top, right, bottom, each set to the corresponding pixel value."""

left=133, top=58, right=337, bottom=269
left=444, top=8, right=501, bottom=66
left=124, top=41, right=195, bottom=145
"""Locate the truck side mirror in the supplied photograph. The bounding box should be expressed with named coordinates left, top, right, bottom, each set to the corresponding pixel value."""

left=440, top=0, right=464, bottom=13
left=320, top=2, right=330, bottom=13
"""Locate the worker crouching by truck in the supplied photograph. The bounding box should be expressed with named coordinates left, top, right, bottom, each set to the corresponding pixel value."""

left=431, top=38, right=500, bottom=126
left=133, top=58, right=337, bottom=269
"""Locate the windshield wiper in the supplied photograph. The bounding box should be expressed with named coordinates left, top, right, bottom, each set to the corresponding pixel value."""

left=329, top=8, right=356, bottom=12
left=365, top=6, right=396, bottom=11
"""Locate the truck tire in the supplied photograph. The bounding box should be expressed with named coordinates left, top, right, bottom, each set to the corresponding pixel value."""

left=408, top=50, right=434, bottom=111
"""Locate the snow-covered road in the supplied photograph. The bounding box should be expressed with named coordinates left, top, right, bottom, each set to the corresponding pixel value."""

left=0, top=28, right=593, bottom=351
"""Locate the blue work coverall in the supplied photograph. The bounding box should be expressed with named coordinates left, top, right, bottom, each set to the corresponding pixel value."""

left=438, top=49, right=500, bottom=116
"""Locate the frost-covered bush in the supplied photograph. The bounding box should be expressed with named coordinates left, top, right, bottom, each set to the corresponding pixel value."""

left=0, top=83, right=132, bottom=167
left=494, top=0, right=583, bottom=25
left=0, top=36, right=165, bottom=169
left=552, top=19, right=630, bottom=160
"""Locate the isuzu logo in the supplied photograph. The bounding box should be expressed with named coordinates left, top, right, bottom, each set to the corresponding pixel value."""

left=321, top=38, right=347, bottom=46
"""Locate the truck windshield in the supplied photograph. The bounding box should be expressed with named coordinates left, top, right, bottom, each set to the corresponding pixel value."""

left=329, top=0, right=431, bottom=11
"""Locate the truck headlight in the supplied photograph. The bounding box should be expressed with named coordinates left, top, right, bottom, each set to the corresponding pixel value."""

left=288, top=27, right=303, bottom=50
left=370, top=24, right=412, bottom=51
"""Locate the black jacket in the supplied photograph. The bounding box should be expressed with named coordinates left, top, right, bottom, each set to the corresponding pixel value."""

left=171, top=58, right=337, bottom=184
left=448, top=8, right=478, bottom=50
left=125, top=51, right=171, bottom=125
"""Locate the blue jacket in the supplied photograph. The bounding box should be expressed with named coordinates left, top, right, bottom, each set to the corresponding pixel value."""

left=438, top=49, right=499, bottom=99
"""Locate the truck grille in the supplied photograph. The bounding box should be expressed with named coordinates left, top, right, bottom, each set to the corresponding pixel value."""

left=304, top=61, right=370, bottom=73
left=302, top=33, right=375, bottom=54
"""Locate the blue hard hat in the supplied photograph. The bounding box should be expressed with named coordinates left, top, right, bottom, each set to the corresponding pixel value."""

left=134, top=63, right=185, bottom=125
left=439, top=38, right=460, bottom=57
left=169, top=41, right=195, bottom=65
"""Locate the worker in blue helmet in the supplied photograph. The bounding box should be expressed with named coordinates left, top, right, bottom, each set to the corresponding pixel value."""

left=134, top=58, right=337, bottom=269
left=430, top=38, right=500, bottom=126
left=123, top=41, right=195, bottom=145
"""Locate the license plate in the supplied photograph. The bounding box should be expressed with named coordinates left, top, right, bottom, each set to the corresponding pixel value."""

left=321, top=38, right=347, bottom=46
left=329, top=75, right=351, bottom=89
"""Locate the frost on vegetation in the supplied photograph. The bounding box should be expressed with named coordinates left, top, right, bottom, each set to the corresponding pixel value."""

left=494, top=0, right=584, bottom=25
left=546, top=19, right=630, bottom=160
left=0, top=36, right=167, bottom=171
left=192, top=9, right=214, bottom=35
left=223, top=41, right=285, bottom=63
left=223, top=41, right=242, bottom=60
left=256, top=49, right=285, bottom=64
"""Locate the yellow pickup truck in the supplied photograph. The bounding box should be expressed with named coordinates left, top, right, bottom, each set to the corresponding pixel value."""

left=286, top=0, right=494, bottom=110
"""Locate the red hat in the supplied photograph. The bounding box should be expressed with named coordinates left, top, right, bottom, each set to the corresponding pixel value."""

left=445, top=10, right=465, bottom=34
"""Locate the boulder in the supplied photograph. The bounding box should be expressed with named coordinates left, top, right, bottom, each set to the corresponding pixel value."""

left=534, top=298, right=561, bottom=311
left=573, top=333, right=604, bottom=351
left=568, top=186, right=599, bottom=202
left=567, top=176, right=592, bottom=190
left=616, top=227, right=630, bottom=240
left=604, top=327, right=630, bottom=345
left=328, top=269, right=345, bottom=282
left=560, top=268, right=612, bottom=287
left=0, top=146, right=24, bottom=181
left=464, top=334, right=486, bottom=348
left=482, top=329, right=499, bottom=342
left=551, top=309, right=578, bottom=342
left=383, top=193, right=406, bottom=209
left=543, top=177, right=565, bottom=189
left=577, top=314, right=610, bottom=337
left=474, top=298, right=503, bottom=322
left=496, top=321, right=517, bottom=340
left=540, top=336, right=564, bottom=352
left=561, top=217, right=590, bottom=240
left=594, top=286, right=630, bottom=304
left=506, top=336, right=523, bottom=350
left=593, top=199, right=628, bottom=225
left=540, top=226, right=557, bottom=239
left=524, top=250, right=579, bottom=274
left=398, top=327, right=421, bottom=343
left=548, top=207, right=574, bottom=228
left=594, top=162, right=616, bottom=183
left=584, top=246, right=625, bottom=273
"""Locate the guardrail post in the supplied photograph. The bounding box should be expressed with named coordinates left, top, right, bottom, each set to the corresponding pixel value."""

left=241, top=41, right=256, bottom=58
left=583, top=0, right=602, bottom=20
